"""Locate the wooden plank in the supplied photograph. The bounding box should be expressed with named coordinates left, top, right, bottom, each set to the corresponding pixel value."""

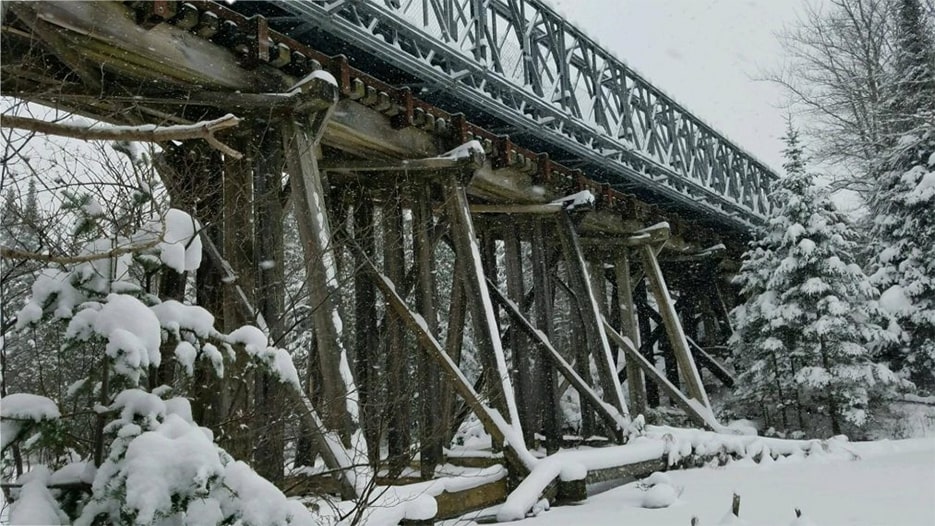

left=433, top=478, right=509, bottom=521
left=555, top=212, right=630, bottom=421
left=320, top=150, right=483, bottom=172
left=585, top=458, right=667, bottom=486
left=486, top=280, right=625, bottom=441
left=615, top=251, right=647, bottom=417
left=639, top=245, right=711, bottom=409
left=602, top=321, right=716, bottom=430
left=470, top=203, right=565, bottom=214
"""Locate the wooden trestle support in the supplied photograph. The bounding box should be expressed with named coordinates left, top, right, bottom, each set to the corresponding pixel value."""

left=1, top=0, right=750, bottom=520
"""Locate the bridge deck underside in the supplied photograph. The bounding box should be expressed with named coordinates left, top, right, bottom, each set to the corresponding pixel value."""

left=228, top=0, right=776, bottom=230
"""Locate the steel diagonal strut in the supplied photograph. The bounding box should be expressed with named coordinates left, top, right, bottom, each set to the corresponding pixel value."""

left=269, top=0, right=777, bottom=229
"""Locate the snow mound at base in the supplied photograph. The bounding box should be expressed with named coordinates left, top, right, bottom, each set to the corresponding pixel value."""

left=641, top=482, right=679, bottom=509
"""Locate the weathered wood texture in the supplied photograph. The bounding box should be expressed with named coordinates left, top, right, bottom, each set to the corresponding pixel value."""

left=614, top=251, right=648, bottom=417
left=555, top=213, right=629, bottom=420
left=282, top=118, right=356, bottom=444
left=640, top=245, right=711, bottom=410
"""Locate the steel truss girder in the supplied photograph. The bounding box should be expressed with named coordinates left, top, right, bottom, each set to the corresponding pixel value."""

left=273, top=0, right=775, bottom=227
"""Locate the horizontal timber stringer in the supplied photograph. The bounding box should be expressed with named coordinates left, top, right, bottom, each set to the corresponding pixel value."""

left=2, top=0, right=747, bottom=518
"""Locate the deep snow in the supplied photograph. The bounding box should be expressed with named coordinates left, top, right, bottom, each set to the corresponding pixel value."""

left=447, top=438, right=935, bottom=526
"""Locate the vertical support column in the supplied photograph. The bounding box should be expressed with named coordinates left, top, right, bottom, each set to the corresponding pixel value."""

left=615, top=250, right=647, bottom=418
left=441, top=256, right=467, bottom=444
left=531, top=220, right=560, bottom=453
left=635, top=281, right=660, bottom=408
left=555, top=213, right=629, bottom=422
left=353, top=194, right=380, bottom=465
left=503, top=221, right=537, bottom=447
left=221, top=133, right=255, bottom=461
left=445, top=177, right=522, bottom=433
left=253, top=126, right=285, bottom=484
left=531, top=220, right=562, bottom=453
left=640, top=245, right=711, bottom=409
left=383, top=184, right=411, bottom=474
left=282, top=119, right=356, bottom=445
left=413, top=185, right=442, bottom=478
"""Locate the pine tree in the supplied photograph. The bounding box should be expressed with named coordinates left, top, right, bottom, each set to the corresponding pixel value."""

left=866, top=0, right=935, bottom=391
left=730, top=123, right=902, bottom=436
left=867, top=123, right=935, bottom=389
left=886, top=0, right=935, bottom=135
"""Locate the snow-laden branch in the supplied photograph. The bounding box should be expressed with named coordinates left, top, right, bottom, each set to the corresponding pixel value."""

left=0, top=113, right=244, bottom=159
left=0, top=232, right=163, bottom=264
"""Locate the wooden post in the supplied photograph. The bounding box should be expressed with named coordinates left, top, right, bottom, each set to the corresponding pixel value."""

left=382, top=184, right=411, bottom=475
left=221, top=133, right=255, bottom=461
left=615, top=250, right=647, bottom=417
left=353, top=194, right=381, bottom=465
left=413, top=185, right=443, bottom=478
left=555, top=212, right=629, bottom=421
left=530, top=220, right=560, bottom=453
left=253, top=125, right=285, bottom=484
left=441, top=256, right=467, bottom=445
left=282, top=118, right=357, bottom=445
left=503, top=222, right=537, bottom=447
left=444, top=177, right=522, bottom=434
left=635, top=281, right=660, bottom=407
left=639, top=245, right=711, bottom=410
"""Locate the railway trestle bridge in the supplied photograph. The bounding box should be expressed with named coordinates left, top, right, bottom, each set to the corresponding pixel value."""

left=1, top=1, right=794, bottom=520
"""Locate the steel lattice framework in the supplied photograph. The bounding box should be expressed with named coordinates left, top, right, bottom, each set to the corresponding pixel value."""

left=271, top=0, right=777, bottom=226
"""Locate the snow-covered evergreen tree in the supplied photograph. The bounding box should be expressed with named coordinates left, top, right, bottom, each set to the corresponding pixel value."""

left=867, top=123, right=935, bottom=389
left=730, top=123, right=902, bottom=436
left=866, top=0, right=935, bottom=391
left=886, top=0, right=935, bottom=135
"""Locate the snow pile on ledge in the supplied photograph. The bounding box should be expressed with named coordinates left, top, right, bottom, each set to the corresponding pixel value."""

left=551, top=189, right=595, bottom=210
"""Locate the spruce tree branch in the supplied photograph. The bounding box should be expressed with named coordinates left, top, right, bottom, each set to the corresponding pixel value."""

left=0, top=113, right=244, bottom=159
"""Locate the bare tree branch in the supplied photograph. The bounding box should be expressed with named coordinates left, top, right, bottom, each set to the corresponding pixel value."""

left=1, top=232, right=163, bottom=264
left=0, top=113, right=244, bottom=159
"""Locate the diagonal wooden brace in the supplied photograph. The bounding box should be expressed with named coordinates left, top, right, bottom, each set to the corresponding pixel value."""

left=487, top=279, right=627, bottom=441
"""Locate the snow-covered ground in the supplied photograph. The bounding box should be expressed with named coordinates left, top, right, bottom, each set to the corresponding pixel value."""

left=448, top=438, right=935, bottom=526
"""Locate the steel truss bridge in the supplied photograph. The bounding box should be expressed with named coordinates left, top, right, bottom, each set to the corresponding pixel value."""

left=235, top=0, right=777, bottom=229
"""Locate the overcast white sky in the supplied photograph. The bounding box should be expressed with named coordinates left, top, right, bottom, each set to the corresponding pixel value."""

left=548, top=0, right=812, bottom=174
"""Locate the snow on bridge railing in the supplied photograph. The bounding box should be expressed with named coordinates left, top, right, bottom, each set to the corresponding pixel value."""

left=269, top=0, right=777, bottom=227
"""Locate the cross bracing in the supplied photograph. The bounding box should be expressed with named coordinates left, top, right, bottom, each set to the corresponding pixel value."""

left=258, top=0, right=778, bottom=228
